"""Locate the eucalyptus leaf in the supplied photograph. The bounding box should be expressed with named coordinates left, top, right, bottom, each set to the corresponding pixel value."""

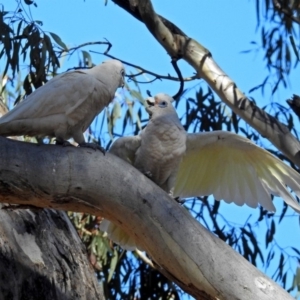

left=49, top=32, right=68, bottom=51
left=108, top=248, right=119, bottom=283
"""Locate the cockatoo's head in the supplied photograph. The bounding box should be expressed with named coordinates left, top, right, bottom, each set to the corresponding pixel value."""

left=146, top=93, right=176, bottom=118
left=98, top=59, right=125, bottom=88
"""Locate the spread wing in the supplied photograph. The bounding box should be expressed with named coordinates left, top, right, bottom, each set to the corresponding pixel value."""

left=174, top=131, right=300, bottom=212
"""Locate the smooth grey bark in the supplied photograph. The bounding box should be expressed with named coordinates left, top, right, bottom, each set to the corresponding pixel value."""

left=0, top=137, right=293, bottom=300
left=112, top=0, right=300, bottom=167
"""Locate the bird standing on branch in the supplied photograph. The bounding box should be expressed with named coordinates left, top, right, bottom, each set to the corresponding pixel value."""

left=102, top=93, right=300, bottom=250
left=0, top=59, right=125, bottom=152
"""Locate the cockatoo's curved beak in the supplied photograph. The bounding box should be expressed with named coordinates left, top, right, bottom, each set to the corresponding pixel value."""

left=145, top=97, right=155, bottom=116
left=146, top=98, right=155, bottom=107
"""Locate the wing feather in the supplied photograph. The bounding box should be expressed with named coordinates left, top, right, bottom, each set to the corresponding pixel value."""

left=109, top=135, right=141, bottom=165
left=100, top=220, right=137, bottom=251
left=174, top=131, right=300, bottom=212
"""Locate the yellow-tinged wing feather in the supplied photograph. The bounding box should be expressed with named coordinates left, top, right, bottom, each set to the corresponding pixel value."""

left=100, top=220, right=138, bottom=251
left=174, top=131, right=300, bottom=212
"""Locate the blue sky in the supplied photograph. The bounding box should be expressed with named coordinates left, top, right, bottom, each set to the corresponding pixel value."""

left=3, top=0, right=300, bottom=297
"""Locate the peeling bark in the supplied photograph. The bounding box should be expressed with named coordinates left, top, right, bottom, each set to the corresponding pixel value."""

left=0, top=208, right=104, bottom=300
left=0, top=137, right=293, bottom=300
left=112, top=0, right=300, bottom=167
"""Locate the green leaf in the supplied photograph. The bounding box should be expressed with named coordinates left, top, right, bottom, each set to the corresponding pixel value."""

left=108, top=248, right=118, bottom=283
left=49, top=32, right=68, bottom=51
left=135, top=110, right=142, bottom=131
left=44, top=33, right=60, bottom=69
left=36, top=41, right=47, bottom=80
left=11, top=41, right=20, bottom=77
left=126, top=98, right=134, bottom=125
left=111, top=101, right=121, bottom=127
left=24, top=0, right=35, bottom=5
left=289, top=35, right=299, bottom=61
left=107, top=109, right=113, bottom=140
left=82, top=50, right=92, bottom=67
left=34, top=20, right=43, bottom=26
left=16, top=21, right=23, bottom=36
left=130, top=89, right=145, bottom=105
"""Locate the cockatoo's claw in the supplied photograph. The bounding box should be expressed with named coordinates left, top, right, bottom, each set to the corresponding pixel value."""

left=174, top=197, right=186, bottom=205
left=55, top=139, right=73, bottom=147
left=79, top=142, right=106, bottom=155
left=144, top=171, right=153, bottom=179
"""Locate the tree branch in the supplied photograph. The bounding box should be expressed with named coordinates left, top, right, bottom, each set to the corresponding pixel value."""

left=171, top=58, right=184, bottom=100
left=112, top=0, right=300, bottom=168
left=0, top=137, right=293, bottom=300
left=90, top=50, right=197, bottom=83
left=56, top=40, right=112, bottom=57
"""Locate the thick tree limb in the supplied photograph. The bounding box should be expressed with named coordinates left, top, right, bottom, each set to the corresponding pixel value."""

left=112, top=0, right=300, bottom=167
left=0, top=137, right=293, bottom=300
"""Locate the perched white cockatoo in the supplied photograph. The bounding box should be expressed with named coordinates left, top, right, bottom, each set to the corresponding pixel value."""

left=102, top=93, right=300, bottom=250
left=0, top=60, right=125, bottom=151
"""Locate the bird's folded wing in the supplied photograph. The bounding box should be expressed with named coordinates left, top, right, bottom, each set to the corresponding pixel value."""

left=100, top=220, right=138, bottom=251
left=0, top=72, right=98, bottom=124
left=174, top=131, right=300, bottom=212
left=109, top=135, right=141, bottom=164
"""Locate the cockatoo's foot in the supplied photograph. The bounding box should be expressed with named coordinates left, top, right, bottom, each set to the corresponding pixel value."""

left=174, top=197, right=186, bottom=205
left=55, top=139, right=73, bottom=147
left=79, top=142, right=106, bottom=155
left=144, top=171, right=153, bottom=179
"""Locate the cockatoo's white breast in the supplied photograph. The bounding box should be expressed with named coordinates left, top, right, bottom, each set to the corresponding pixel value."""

left=135, top=114, right=186, bottom=189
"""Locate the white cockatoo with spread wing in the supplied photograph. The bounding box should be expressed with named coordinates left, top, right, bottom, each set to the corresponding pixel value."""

left=0, top=59, right=125, bottom=151
left=101, top=93, right=300, bottom=250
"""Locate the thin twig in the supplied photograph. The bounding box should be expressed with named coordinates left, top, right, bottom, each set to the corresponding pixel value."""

left=56, top=41, right=112, bottom=57
left=90, top=50, right=197, bottom=82
left=171, top=58, right=184, bottom=100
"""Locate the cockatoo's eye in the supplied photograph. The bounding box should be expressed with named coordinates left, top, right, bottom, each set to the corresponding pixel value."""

left=158, top=101, right=167, bottom=108
left=121, top=70, right=125, bottom=77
